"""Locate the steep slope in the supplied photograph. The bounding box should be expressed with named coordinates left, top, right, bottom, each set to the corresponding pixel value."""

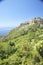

left=0, top=17, right=43, bottom=65
left=0, top=17, right=43, bottom=41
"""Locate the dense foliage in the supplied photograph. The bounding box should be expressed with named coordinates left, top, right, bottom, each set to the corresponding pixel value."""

left=0, top=18, right=43, bottom=65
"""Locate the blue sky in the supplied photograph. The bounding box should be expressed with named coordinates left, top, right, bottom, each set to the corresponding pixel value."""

left=0, top=0, right=43, bottom=28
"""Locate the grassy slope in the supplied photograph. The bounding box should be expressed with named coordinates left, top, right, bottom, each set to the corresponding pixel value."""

left=0, top=22, right=43, bottom=65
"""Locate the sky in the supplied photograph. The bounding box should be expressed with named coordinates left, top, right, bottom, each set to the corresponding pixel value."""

left=0, top=0, right=43, bottom=28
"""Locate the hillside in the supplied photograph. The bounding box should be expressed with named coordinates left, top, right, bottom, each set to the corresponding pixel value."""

left=0, top=17, right=43, bottom=65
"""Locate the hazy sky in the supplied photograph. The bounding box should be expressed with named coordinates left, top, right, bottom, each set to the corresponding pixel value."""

left=0, top=0, right=43, bottom=28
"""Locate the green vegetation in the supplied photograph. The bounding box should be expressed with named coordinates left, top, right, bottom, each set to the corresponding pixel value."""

left=0, top=17, right=43, bottom=65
